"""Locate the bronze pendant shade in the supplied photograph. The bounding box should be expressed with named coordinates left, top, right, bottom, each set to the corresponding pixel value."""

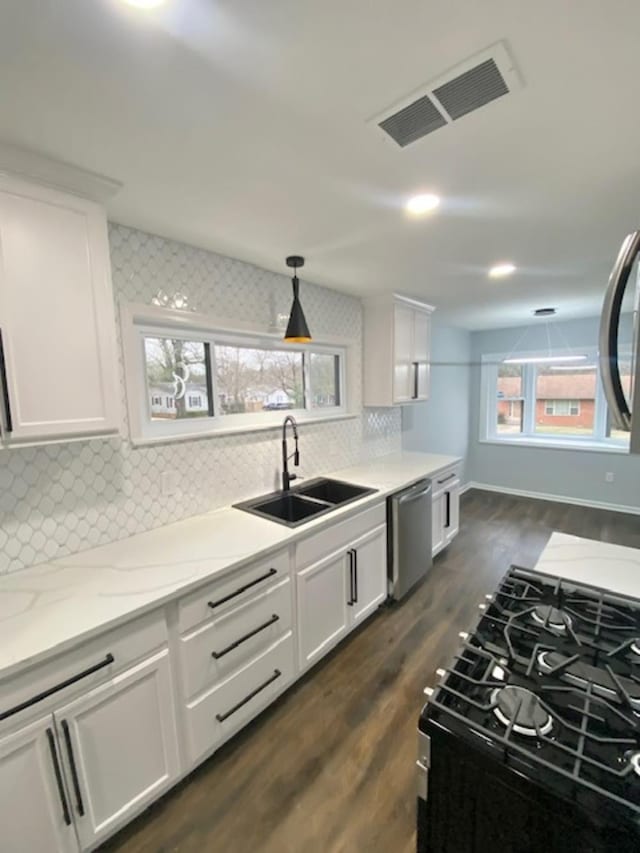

left=284, top=255, right=312, bottom=343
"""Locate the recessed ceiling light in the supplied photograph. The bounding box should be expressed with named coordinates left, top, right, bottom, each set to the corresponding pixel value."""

left=120, top=0, right=166, bottom=9
left=406, top=194, right=440, bottom=215
left=488, top=262, right=516, bottom=279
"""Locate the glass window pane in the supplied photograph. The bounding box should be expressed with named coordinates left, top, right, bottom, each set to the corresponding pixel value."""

left=309, top=353, right=340, bottom=408
left=496, top=364, right=524, bottom=434
left=534, top=360, right=596, bottom=437
left=215, top=345, right=304, bottom=415
left=144, top=337, right=212, bottom=421
left=607, top=348, right=632, bottom=442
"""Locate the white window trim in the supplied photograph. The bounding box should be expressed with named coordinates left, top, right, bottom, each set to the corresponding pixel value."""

left=121, top=302, right=355, bottom=445
left=480, top=348, right=629, bottom=452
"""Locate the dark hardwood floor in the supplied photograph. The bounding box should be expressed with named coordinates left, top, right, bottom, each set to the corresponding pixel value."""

left=102, top=490, right=640, bottom=853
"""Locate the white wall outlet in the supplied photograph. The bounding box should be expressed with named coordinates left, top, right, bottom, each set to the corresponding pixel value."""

left=161, top=470, right=180, bottom=496
left=605, top=472, right=614, bottom=483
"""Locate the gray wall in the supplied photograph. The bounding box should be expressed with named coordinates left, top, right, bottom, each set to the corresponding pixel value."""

left=466, top=315, right=640, bottom=511
left=402, top=320, right=471, bottom=481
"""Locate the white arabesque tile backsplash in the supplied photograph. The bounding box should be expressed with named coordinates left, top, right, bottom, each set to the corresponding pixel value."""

left=0, top=224, right=401, bottom=574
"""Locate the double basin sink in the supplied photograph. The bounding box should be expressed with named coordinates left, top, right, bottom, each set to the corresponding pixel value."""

left=234, top=478, right=377, bottom=527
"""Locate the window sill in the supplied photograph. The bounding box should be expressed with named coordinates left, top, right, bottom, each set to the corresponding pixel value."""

left=479, top=436, right=629, bottom=455
left=130, top=412, right=359, bottom=447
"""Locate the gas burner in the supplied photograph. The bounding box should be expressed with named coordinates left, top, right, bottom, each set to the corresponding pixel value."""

left=531, top=604, right=572, bottom=633
left=631, top=753, right=640, bottom=778
left=490, top=659, right=509, bottom=681
left=491, top=685, right=553, bottom=737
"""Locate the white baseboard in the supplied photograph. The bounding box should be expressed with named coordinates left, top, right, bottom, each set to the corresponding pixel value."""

left=459, top=482, right=473, bottom=496
left=464, top=481, right=640, bottom=517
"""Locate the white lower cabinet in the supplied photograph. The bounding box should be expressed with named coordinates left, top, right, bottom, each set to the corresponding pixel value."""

left=54, top=649, right=179, bottom=850
left=297, top=550, right=350, bottom=669
left=0, top=715, right=78, bottom=853
left=297, top=523, right=386, bottom=671
left=432, top=467, right=461, bottom=557
left=0, top=648, right=179, bottom=853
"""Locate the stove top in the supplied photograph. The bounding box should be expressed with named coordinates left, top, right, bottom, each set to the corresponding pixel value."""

left=421, top=565, right=640, bottom=821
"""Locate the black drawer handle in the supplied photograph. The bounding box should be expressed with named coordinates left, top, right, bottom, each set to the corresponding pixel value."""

left=208, top=568, right=277, bottom=610
left=347, top=550, right=355, bottom=606
left=437, top=472, right=456, bottom=485
left=212, top=614, right=280, bottom=659
left=215, top=669, right=282, bottom=723
left=0, top=653, right=114, bottom=722
left=445, top=491, right=451, bottom=529
left=353, top=548, right=358, bottom=603
left=0, top=329, right=13, bottom=433
left=61, top=720, right=85, bottom=817
left=46, top=728, right=71, bottom=827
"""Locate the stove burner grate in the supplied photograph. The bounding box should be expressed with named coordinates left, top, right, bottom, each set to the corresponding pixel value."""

left=491, top=685, right=553, bottom=737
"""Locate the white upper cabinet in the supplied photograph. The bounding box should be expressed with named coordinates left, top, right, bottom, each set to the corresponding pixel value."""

left=363, top=294, right=434, bottom=407
left=0, top=175, right=120, bottom=443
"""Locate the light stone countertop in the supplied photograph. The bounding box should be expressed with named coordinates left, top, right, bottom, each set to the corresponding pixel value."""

left=0, top=451, right=460, bottom=680
left=535, top=532, right=640, bottom=599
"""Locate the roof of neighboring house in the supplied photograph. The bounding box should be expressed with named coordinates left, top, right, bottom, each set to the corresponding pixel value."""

left=498, top=374, right=599, bottom=400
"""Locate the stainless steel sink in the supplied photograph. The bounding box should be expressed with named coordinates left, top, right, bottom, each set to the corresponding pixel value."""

left=234, top=478, right=377, bottom=527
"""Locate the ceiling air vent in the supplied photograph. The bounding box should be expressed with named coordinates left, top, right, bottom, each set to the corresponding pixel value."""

left=378, top=95, right=447, bottom=148
left=371, top=41, right=521, bottom=147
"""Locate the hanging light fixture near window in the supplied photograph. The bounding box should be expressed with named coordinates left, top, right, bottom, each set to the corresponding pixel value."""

left=284, top=255, right=312, bottom=343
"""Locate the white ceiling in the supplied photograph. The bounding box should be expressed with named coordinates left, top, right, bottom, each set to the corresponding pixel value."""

left=1, top=0, right=639, bottom=329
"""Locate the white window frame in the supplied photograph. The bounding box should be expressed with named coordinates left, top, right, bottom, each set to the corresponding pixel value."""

left=121, top=302, right=353, bottom=445
left=479, top=348, right=629, bottom=452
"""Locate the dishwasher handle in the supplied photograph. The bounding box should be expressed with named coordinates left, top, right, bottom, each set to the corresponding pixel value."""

left=398, top=482, right=431, bottom=504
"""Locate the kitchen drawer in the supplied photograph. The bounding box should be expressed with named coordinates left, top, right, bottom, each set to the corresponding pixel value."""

left=184, top=631, right=295, bottom=766
left=295, top=502, right=386, bottom=570
left=0, top=609, right=167, bottom=732
left=179, top=577, right=292, bottom=700
left=432, top=465, right=461, bottom=497
left=178, top=549, right=290, bottom=634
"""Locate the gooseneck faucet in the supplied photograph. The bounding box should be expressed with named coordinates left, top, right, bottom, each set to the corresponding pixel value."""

left=281, top=415, right=300, bottom=491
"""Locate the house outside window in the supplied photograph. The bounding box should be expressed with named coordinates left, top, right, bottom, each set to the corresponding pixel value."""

left=481, top=349, right=629, bottom=450
left=124, top=306, right=349, bottom=443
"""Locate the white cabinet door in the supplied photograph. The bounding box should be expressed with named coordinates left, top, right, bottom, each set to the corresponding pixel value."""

left=349, top=525, right=387, bottom=626
left=54, top=650, right=179, bottom=850
left=444, top=479, right=461, bottom=544
left=432, top=492, right=446, bottom=557
left=393, top=304, right=414, bottom=402
left=413, top=310, right=430, bottom=362
left=297, top=550, right=349, bottom=670
left=0, top=176, right=119, bottom=442
left=0, top=715, right=78, bottom=853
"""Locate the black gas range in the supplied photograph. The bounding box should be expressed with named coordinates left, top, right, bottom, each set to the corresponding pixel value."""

left=417, top=565, right=640, bottom=853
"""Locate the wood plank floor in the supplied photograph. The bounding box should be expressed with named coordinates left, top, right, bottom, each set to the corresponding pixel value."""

left=101, top=490, right=640, bottom=853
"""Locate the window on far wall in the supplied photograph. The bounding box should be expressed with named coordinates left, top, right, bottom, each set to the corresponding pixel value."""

left=484, top=350, right=629, bottom=450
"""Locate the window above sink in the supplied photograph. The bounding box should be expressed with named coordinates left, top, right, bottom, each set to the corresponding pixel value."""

left=121, top=303, right=352, bottom=444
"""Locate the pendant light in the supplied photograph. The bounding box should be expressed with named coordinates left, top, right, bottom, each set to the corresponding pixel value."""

left=284, top=255, right=312, bottom=343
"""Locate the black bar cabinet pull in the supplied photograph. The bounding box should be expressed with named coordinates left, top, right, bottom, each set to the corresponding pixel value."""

left=445, top=492, right=451, bottom=529
left=211, top=614, right=280, bottom=659
left=46, top=728, right=72, bottom=827
left=208, top=568, right=277, bottom=610
left=0, top=653, right=114, bottom=722
left=215, top=669, right=281, bottom=723
left=61, top=720, right=85, bottom=817
left=353, top=549, right=358, bottom=603
left=437, top=473, right=456, bottom=485
left=0, top=329, right=13, bottom=433
left=412, top=362, right=419, bottom=399
left=347, top=550, right=355, bottom=606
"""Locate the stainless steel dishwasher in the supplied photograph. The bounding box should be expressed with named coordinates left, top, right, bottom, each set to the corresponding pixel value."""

left=387, top=479, right=433, bottom=600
